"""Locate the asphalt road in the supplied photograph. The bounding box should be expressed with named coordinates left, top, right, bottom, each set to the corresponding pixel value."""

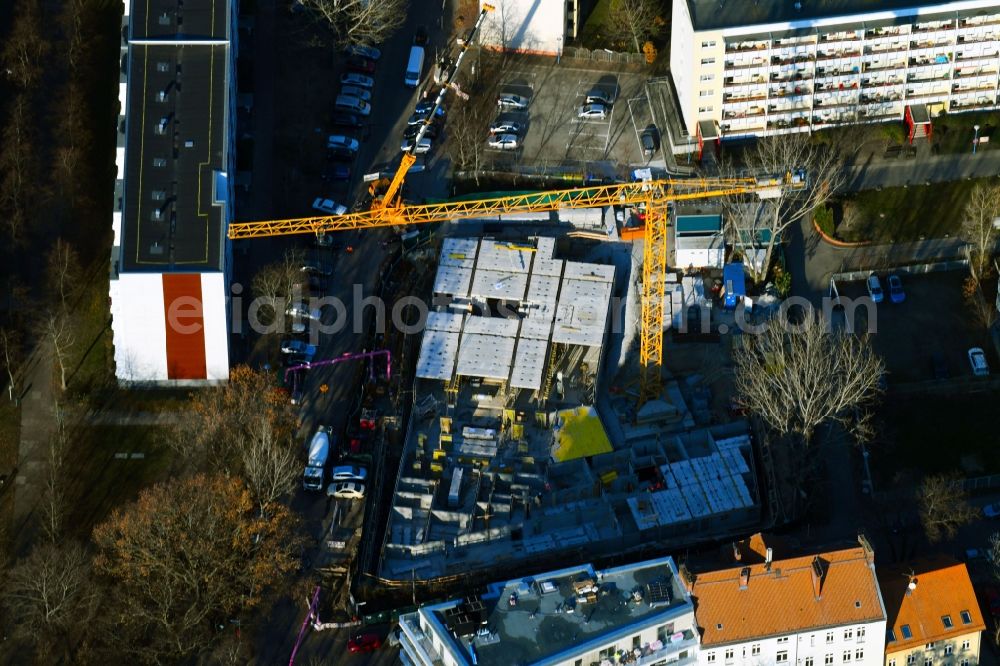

left=237, top=0, right=451, bottom=662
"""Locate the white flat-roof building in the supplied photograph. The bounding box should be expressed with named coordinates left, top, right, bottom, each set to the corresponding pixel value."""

left=479, top=0, right=582, bottom=56
left=670, top=0, right=1000, bottom=144
left=399, top=556, right=698, bottom=666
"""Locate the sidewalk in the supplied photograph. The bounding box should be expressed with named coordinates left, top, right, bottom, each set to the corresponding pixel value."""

left=843, top=146, right=1000, bottom=193
left=12, top=352, right=56, bottom=555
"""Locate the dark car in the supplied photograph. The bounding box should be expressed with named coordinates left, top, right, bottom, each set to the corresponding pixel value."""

left=640, top=126, right=660, bottom=157
left=414, top=25, right=429, bottom=46
left=404, top=123, right=438, bottom=140
left=347, top=633, right=382, bottom=653
left=345, top=55, right=376, bottom=74
left=330, top=111, right=363, bottom=129
left=414, top=100, right=446, bottom=117
left=326, top=146, right=355, bottom=162
left=322, top=164, right=351, bottom=182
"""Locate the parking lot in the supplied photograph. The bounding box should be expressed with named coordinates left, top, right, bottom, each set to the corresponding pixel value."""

left=484, top=62, right=657, bottom=168
left=834, top=270, right=996, bottom=383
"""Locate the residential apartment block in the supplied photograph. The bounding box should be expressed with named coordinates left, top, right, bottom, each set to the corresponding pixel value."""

left=670, top=0, right=1000, bottom=146
left=879, top=557, right=985, bottom=666
left=398, top=556, right=698, bottom=666
left=110, top=0, right=237, bottom=383
left=689, top=536, right=887, bottom=666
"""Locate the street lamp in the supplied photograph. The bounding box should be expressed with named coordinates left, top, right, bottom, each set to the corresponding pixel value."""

left=974, top=124, right=981, bottom=154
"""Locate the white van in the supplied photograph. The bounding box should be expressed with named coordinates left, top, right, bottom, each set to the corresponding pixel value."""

left=404, top=46, right=425, bottom=88
left=334, top=94, right=371, bottom=116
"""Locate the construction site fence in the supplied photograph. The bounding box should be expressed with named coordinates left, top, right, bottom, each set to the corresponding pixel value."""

left=561, top=46, right=648, bottom=66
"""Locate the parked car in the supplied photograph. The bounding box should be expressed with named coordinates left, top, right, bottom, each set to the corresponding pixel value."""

left=330, top=111, right=364, bottom=128
left=578, top=103, right=608, bottom=119
left=286, top=301, right=323, bottom=321
left=348, top=633, right=382, bottom=653
left=489, top=120, right=522, bottom=135
left=400, top=136, right=433, bottom=154
left=414, top=100, right=446, bottom=117
left=327, top=145, right=355, bottom=162
left=487, top=133, right=519, bottom=150
left=930, top=352, right=949, bottom=380
left=301, top=260, right=333, bottom=276
left=328, top=481, right=366, bottom=499
left=345, top=45, right=381, bottom=61
left=339, top=85, right=371, bottom=102
left=404, top=123, right=438, bottom=140
left=345, top=55, right=376, bottom=74
left=331, top=465, right=368, bottom=483
left=866, top=273, right=884, bottom=303
left=322, top=164, right=351, bottom=182
left=985, top=502, right=1000, bottom=518
left=340, top=72, right=375, bottom=88
left=887, top=274, right=905, bottom=303
left=966, top=547, right=995, bottom=562
left=327, top=135, right=360, bottom=153
left=334, top=94, right=370, bottom=116
left=497, top=93, right=529, bottom=110
left=312, top=197, right=347, bottom=215
left=969, top=347, right=990, bottom=376
left=640, top=126, right=660, bottom=157
left=281, top=339, right=317, bottom=356
left=585, top=88, right=614, bottom=105
left=414, top=25, right=429, bottom=46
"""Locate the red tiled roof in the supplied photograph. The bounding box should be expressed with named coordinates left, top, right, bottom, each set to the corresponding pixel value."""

left=879, top=556, right=986, bottom=653
left=692, top=546, right=885, bottom=646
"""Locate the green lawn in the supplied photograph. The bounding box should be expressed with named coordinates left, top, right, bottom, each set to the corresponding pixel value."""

left=61, top=425, right=175, bottom=539
left=932, top=110, right=1000, bottom=154
left=871, top=390, right=1000, bottom=484
left=835, top=177, right=990, bottom=243
left=579, top=0, right=612, bottom=48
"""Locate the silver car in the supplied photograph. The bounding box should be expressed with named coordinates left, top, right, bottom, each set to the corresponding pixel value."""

left=487, top=133, right=519, bottom=150
left=328, top=481, right=366, bottom=499
left=489, top=121, right=523, bottom=135
left=497, top=93, right=529, bottom=110
left=578, top=103, right=608, bottom=120
left=585, top=89, right=614, bottom=105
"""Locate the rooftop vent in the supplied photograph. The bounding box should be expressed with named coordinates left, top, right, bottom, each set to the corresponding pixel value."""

left=156, top=117, right=169, bottom=134
left=158, top=12, right=171, bottom=26
left=152, top=190, right=166, bottom=201
left=152, top=157, right=167, bottom=168
left=157, top=62, right=170, bottom=73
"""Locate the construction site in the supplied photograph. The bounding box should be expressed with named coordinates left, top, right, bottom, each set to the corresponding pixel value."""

left=376, top=225, right=764, bottom=581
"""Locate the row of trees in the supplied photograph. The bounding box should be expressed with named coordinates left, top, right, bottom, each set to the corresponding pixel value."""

left=1, top=367, right=304, bottom=663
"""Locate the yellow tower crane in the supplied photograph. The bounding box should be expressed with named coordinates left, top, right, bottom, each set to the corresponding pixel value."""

left=229, top=174, right=807, bottom=403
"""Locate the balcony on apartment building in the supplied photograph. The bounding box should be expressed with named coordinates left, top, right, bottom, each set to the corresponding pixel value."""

left=954, top=66, right=999, bottom=80
left=815, top=65, right=860, bottom=80
left=726, top=40, right=769, bottom=54
left=816, top=80, right=859, bottom=92
left=905, top=87, right=950, bottom=100
left=865, top=41, right=909, bottom=55
left=723, top=74, right=767, bottom=88
left=858, top=107, right=902, bottom=121
left=952, top=95, right=998, bottom=110
left=722, top=106, right=765, bottom=120
left=912, top=21, right=956, bottom=34
left=725, top=58, right=769, bottom=70
left=956, top=50, right=999, bottom=62
left=812, top=112, right=856, bottom=126
left=816, top=49, right=861, bottom=61
left=768, top=102, right=811, bottom=114
left=953, top=81, right=997, bottom=94
left=723, top=91, right=767, bottom=103
left=860, top=76, right=903, bottom=88
left=909, top=53, right=952, bottom=67
left=907, top=71, right=950, bottom=83
left=860, top=92, right=903, bottom=104
left=909, top=39, right=954, bottom=52
left=960, top=16, right=1000, bottom=29
left=819, top=31, right=860, bottom=45
left=863, top=59, right=907, bottom=72
left=767, top=116, right=810, bottom=130
left=771, top=54, right=814, bottom=66
left=957, top=32, right=1000, bottom=44
left=770, top=70, right=813, bottom=83
left=814, top=95, right=860, bottom=110
left=866, top=26, right=907, bottom=40
left=769, top=84, right=812, bottom=98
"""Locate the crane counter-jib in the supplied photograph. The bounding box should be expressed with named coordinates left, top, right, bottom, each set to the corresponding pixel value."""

left=226, top=177, right=784, bottom=239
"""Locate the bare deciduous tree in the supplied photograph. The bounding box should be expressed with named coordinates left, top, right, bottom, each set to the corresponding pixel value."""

left=734, top=313, right=884, bottom=444
left=240, top=414, right=301, bottom=515
left=41, top=400, right=77, bottom=543
left=251, top=248, right=305, bottom=327
left=42, top=312, right=76, bottom=393
left=1, top=0, right=50, bottom=89
left=605, top=0, right=663, bottom=53
left=0, top=94, right=38, bottom=244
left=0, top=327, right=23, bottom=401
left=47, top=238, right=82, bottom=312
left=962, top=182, right=1000, bottom=282
left=297, top=0, right=409, bottom=48
left=918, top=473, right=978, bottom=543
left=1, top=541, right=97, bottom=661
left=724, top=134, right=845, bottom=280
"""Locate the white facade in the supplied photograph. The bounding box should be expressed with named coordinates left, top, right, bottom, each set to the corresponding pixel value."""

left=480, top=0, right=568, bottom=56
left=698, top=623, right=886, bottom=666
left=670, top=0, right=1000, bottom=140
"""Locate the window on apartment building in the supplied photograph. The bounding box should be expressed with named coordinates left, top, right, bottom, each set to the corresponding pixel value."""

left=805, top=659, right=814, bottom=666
left=575, top=660, right=582, bottom=666
left=701, top=40, right=717, bottom=48
left=698, top=106, right=714, bottom=113
left=777, top=637, right=789, bottom=644
left=925, top=642, right=936, bottom=650
left=901, top=625, right=913, bottom=639
left=962, top=639, right=971, bottom=650
left=906, top=656, right=916, bottom=666
left=826, top=632, right=835, bottom=644
left=961, top=659, right=971, bottom=666
left=657, top=624, right=673, bottom=642
left=776, top=651, right=788, bottom=663
left=945, top=645, right=954, bottom=655
left=942, top=615, right=954, bottom=629
left=701, top=57, right=716, bottom=65
left=825, top=656, right=834, bottom=665
left=844, top=628, right=853, bottom=641
left=855, top=649, right=864, bottom=660
left=751, top=644, right=761, bottom=656
left=707, top=653, right=716, bottom=663
left=700, top=74, right=714, bottom=82
left=699, top=90, right=713, bottom=97
left=961, top=610, right=973, bottom=625
left=889, top=660, right=896, bottom=666
left=888, top=629, right=897, bottom=643
left=724, top=649, right=734, bottom=661
left=857, top=627, right=865, bottom=642
left=599, top=647, right=617, bottom=660
left=843, top=650, right=852, bottom=662
left=923, top=659, right=932, bottom=666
